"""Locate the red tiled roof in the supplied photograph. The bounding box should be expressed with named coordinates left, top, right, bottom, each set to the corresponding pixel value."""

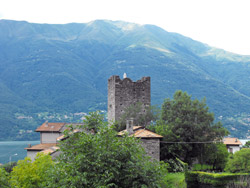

left=223, top=138, right=242, bottom=146
left=118, top=126, right=163, bottom=138
left=24, top=143, right=57, bottom=151
left=35, top=122, right=65, bottom=132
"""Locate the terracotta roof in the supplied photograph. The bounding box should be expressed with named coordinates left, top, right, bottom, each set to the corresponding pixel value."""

left=41, top=146, right=60, bottom=154
left=223, top=138, right=242, bottom=146
left=56, top=129, right=81, bottom=141
left=133, top=129, right=163, bottom=138
left=118, top=126, right=163, bottom=138
left=35, top=122, right=65, bottom=132
left=24, top=143, right=57, bottom=151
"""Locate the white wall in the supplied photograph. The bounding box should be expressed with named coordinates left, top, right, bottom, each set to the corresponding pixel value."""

left=27, top=151, right=39, bottom=161
left=227, top=145, right=240, bottom=153
left=41, top=132, right=60, bottom=143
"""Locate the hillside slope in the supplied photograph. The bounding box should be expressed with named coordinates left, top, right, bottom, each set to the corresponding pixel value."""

left=0, top=19, right=249, bottom=140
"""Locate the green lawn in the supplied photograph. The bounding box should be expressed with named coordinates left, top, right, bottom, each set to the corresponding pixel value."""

left=163, top=173, right=186, bottom=188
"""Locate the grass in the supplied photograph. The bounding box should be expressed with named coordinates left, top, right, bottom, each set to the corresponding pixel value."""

left=163, top=173, right=186, bottom=188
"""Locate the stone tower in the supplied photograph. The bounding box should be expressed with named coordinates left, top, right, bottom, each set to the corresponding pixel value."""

left=108, top=75, right=151, bottom=123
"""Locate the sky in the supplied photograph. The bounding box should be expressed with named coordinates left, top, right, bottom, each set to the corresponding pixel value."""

left=1, top=0, right=250, bottom=55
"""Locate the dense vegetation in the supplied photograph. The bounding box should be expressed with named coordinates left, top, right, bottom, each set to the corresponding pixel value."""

left=1, top=112, right=169, bottom=187
left=0, top=111, right=249, bottom=187
left=150, top=91, right=229, bottom=165
left=0, top=19, right=250, bottom=140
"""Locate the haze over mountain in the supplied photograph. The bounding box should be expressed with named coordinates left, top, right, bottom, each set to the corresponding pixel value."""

left=0, top=19, right=249, bottom=140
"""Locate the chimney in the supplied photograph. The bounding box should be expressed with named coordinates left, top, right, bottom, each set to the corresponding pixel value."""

left=235, top=138, right=238, bottom=142
left=45, top=121, right=48, bottom=127
left=28, top=144, right=31, bottom=148
left=126, top=118, right=134, bottom=135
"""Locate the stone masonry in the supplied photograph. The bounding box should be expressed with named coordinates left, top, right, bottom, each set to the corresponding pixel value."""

left=140, top=139, right=161, bottom=161
left=108, top=75, right=150, bottom=123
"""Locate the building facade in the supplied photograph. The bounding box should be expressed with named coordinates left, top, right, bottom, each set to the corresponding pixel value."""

left=108, top=75, right=150, bottom=123
left=223, top=137, right=242, bottom=153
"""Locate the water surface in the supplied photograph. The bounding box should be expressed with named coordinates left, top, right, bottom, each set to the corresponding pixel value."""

left=0, top=141, right=40, bottom=164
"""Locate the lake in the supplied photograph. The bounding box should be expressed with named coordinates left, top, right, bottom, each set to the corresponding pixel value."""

left=0, top=141, right=40, bottom=164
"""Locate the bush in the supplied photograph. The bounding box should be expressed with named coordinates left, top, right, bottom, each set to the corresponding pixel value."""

left=225, top=148, right=250, bottom=173
left=1, top=161, right=17, bottom=173
left=192, top=164, right=213, bottom=172
left=185, top=171, right=250, bottom=188
left=0, top=168, right=10, bottom=188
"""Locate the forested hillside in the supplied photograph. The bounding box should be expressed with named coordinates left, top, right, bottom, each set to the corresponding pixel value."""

left=0, top=19, right=249, bottom=140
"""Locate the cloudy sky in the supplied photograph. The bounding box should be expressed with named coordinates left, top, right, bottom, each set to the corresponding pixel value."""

left=1, top=0, right=250, bottom=55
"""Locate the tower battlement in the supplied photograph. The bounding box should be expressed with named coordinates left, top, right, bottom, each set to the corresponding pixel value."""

left=108, top=75, right=151, bottom=123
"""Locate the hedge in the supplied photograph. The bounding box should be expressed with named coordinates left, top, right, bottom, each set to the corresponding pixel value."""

left=185, top=171, right=250, bottom=188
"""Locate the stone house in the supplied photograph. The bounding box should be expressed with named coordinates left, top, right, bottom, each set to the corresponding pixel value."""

left=223, top=137, right=242, bottom=153
left=26, top=74, right=162, bottom=161
left=118, top=119, right=163, bottom=161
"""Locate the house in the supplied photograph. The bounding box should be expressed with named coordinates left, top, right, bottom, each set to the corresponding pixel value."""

left=118, top=119, right=163, bottom=161
left=25, top=121, right=83, bottom=160
left=26, top=74, right=162, bottom=161
left=223, top=137, right=242, bottom=153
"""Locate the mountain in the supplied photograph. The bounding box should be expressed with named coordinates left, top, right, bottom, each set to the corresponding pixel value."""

left=0, top=19, right=249, bottom=140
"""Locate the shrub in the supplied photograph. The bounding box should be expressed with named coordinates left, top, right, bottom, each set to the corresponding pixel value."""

left=185, top=171, right=250, bottom=188
left=225, top=148, right=250, bottom=173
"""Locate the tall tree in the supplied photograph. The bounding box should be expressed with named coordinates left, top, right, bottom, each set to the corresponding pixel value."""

left=152, top=90, right=228, bottom=164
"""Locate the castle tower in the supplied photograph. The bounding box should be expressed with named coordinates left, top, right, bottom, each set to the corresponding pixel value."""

left=108, top=75, right=151, bottom=123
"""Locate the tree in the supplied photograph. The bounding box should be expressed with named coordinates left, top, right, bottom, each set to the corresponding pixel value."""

left=151, top=90, right=228, bottom=164
left=9, top=153, right=54, bottom=188
left=225, top=148, right=250, bottom=173
left=203, top=143, right=229, bottom=171
left=243, top=141, right=250, bottom=148
left=47, top=111, right=168, bottom=188
left=0, top=168, right=9, bottom=188
left=115, top=102, right=160, bottom=131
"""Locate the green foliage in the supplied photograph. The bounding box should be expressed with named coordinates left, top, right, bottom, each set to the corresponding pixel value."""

left=151, top=90, right=229, bottom=164
left=225, top=148, right=250, bottom=173
left=0, top=168, right=10, bottom=188
left=1, top=20, right=250, bottom=140
left=164, top=173, right=186, bottom=188
left=9, top=153, right=54, bottom=188
left=164, top=158, right=187, bottom=173
left=1, top=161, right=17, bottom=173
left=185, top=171, right=250, bottom=188
left=192, top=164, right=214, bottom=171
left=202, top=143, right=229, bottom=171
left=243, top=141, right=250, bottom=148
left=47, top=111, right=168, bottom=188
left=226, top=176, right=250, bottom=188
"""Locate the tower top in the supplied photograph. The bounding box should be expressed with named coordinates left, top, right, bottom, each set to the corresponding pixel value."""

left=123, top=73, right=127, bottom=79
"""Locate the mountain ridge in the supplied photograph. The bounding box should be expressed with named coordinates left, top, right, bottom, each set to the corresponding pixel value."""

left=0, top=19, right=249, bottom=140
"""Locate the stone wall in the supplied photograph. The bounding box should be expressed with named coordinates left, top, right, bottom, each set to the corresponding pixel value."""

left=108, top=75, right=150, bottom=123
left=139, top=138, right=160, bottom=161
